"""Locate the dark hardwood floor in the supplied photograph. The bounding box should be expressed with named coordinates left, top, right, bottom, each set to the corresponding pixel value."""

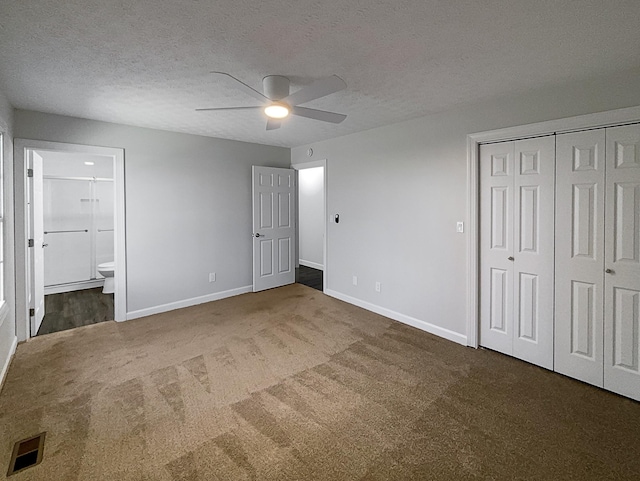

left=38, top=287, right=114, bottom=335
left=296, top=265, right=323, bottom=291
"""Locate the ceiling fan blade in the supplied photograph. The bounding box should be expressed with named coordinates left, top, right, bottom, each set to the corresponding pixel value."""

left=283, top=75, right=346, bottom=106
left=292, top=106, right=347, bottom=124
left=211, top=72, right=269, bottom=103
left=266, top=119, right=281, bottom=130
left=195, top=106, right=262, bottom=112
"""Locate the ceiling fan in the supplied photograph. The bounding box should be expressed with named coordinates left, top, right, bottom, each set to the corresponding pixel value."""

left=196, top=72, right=347, bottom=130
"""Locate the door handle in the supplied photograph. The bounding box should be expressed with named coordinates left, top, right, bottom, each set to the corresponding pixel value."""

left=253, top=233, right=262, bottom=238
left=42, top=244, right=48, bottom=248
left=508, top=256, right=514, bottom=261
left=605, top=268, right=614, bottom=274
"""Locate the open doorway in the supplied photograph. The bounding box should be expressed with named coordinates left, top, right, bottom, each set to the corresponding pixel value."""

left=15, top=140, right=126, bottom=341
left=35, top=151, right=115, bottom=334
left=293, top=160, right=326, bottom=292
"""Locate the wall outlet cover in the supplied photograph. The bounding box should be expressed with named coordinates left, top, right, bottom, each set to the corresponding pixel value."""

left=209, top=272, right=216, bottom=282
left=456, top=221, right=464, bottom=233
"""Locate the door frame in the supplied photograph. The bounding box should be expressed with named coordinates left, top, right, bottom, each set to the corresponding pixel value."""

left=28, top=150, right=45, bottom=335
left=14, top=139, right=127, bottom=341
left=466, top=105, right=640, bottom=348
left=292, top=159, right=327, bottom=293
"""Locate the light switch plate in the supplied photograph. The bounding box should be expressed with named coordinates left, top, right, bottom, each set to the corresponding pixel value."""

left=456, top=222, right=464, bottom=233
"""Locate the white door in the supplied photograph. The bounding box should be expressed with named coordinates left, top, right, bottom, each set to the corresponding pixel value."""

left=29, top=151, right=45, bottom=335
left=512, top=137, right=555, bottom=369
left=480, top=136, right=555, bottom=369
left=252, top=166, right=296, bottom=292
left=554, top=129, right=605, bottom=387
left=603, top=124, right=640, bottom=401
left=480, top=142, right=515, bottom=355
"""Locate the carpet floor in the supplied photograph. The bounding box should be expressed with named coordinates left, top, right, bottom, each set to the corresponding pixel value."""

left=0, top=284, right=639, bottom=480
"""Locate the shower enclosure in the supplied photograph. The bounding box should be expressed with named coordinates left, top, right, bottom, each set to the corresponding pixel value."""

left=42, top=155, right=114, bottom=293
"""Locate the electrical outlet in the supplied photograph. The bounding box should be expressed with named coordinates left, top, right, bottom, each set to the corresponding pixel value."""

left=209, top=272, right=216, bottom=282
left=375, top=282, right=381, bottom=292
left=352, top=275, right=358, bottom=286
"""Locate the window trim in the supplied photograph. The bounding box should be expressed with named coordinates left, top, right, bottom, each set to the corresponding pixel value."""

left=0, top=132, right=6, bottom=326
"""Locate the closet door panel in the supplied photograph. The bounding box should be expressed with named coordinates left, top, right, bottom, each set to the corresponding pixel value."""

left=512, top=136, right=555, bottom=369
left=480, top=142, right=515, bottom=355
left=555, top=130, right=605, bottom=386
left=604, top=124, right=640, bottom=401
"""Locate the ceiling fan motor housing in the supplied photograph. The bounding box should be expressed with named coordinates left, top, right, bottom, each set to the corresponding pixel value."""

left=263, top=75, right=290, bottom=100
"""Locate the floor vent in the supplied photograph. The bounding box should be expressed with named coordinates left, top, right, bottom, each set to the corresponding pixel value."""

left=7, top=433, right=45, bottom=476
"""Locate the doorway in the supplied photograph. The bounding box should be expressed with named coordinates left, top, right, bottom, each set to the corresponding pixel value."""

left=37, top=150, right=116, bottom=334
left=292, top=160, right=327, bottom=292
left=14, top=140, right=126, bottom=341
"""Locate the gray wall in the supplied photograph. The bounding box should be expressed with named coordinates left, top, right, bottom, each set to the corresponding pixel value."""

left=298, top=167, right=324, bottom=269
left=14, top=111, right=290, bottom=314
left=291, top=67, right=640, bottom=340
left=0, top=89, right=16, bottom=382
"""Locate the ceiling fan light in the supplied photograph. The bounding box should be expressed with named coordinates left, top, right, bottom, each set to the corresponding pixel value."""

left=264, top=104, right=289, bottom=119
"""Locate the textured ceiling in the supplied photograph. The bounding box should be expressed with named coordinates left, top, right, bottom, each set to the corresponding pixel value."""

left=1, top=1, right=640, bottom=147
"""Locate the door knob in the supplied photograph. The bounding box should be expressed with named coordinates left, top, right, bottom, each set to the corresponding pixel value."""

left=508, top=256, right=514, bottom=261
left=42, top=244, right=48, bottom=248
left=254, top=233, right=262, bottom=238
left=605, top=268, right=614, bottom=274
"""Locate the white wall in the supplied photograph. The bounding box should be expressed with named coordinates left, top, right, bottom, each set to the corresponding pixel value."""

left=41, top=151, right=114, bottom=178
left=0, top=89, right=16, bottom=386
left=298, top=167, right=324, bottom=270
left=14, top=110, right=290, bottom=315
left=291, top=67, right=640, bottom=344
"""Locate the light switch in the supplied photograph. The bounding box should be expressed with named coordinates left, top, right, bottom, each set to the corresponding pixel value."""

left=456, top=222, right=464, bottom=233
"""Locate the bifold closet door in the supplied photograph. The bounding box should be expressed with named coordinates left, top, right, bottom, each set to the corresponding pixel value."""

left=555, top=130, right=605, bottom=387
left=480, top=136, right=555, bottom=369
left=480, top=142, right=515, bottom=355
left=604, top=124, right=640, bottom=401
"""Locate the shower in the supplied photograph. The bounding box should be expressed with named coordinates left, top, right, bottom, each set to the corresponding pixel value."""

left=41, top=151, right=114, bottom=294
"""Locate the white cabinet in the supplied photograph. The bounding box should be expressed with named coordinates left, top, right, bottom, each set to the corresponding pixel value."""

left=479, top=135, right=556, bottom=369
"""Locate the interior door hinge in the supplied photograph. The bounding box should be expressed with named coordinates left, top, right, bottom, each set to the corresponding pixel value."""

left=29, top=308, right=35, bottom=317
left=27, top=168, right=33, bottom=178
left=28, top=239, right=34, bottom=247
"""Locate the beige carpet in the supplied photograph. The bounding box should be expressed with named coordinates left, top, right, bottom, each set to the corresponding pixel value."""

left=1, top=284, right=639, bottom=480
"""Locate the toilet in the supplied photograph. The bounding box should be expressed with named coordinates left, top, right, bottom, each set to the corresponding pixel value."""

left=97, top=261, right=115, bottom=294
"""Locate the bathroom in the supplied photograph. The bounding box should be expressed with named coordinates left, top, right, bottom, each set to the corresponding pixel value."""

left=35, top=150, right=115, bottom=335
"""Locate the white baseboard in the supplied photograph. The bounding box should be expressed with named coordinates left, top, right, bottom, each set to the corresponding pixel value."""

left=0, top=335, right=18, bottom=392
left=126, top=285, right=253, bottom=321
left=325, top=289, right=467, bottom=346
left=299, top=259, right=324, bottom=271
